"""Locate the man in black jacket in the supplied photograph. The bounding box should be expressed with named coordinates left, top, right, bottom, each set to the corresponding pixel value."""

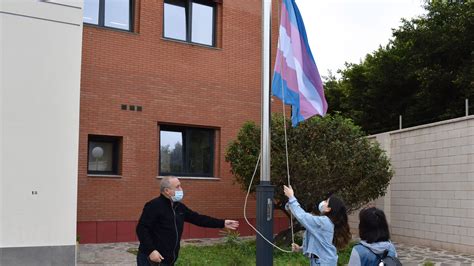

left=136, top=176, right=239, bottom=265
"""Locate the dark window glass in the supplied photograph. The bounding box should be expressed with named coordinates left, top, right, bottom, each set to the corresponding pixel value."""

left=88, top=135, right=121, bottom=175
left=160, top=131, right=184, bottom=173
left=163, top=0, right=216, bottom=46
left=160, top=125, right=214, bottom=177
left=188, top=128, right=213, bottom=174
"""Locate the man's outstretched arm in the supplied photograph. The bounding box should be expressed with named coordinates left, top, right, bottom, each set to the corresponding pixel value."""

left=183, top=204, right=238, bottom=230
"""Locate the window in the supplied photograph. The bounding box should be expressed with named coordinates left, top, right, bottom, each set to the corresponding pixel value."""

left=159, top=125, right=215, bottom=177
left=83, top=0, right=133, bottom=31
left=88, top=135, right=122, bottom=175
left=164, top=0, right=216, bottom=46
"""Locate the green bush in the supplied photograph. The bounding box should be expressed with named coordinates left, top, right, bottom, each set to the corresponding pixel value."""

left=225, top=114, right=394, bottom=214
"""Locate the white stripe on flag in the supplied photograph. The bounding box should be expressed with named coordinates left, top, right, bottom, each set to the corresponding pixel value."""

left=278, top=26, right=324, bottom=116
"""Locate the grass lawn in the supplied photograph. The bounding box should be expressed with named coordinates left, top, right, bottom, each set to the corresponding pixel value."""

left=128, top=240, right=355, bottom=265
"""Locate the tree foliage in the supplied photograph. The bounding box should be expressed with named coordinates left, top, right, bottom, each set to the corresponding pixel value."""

left=325, top=0, right=473, bottom=133
left=225, top=114, right=393, bottom=214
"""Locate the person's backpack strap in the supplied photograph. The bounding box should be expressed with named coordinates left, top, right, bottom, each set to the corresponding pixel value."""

left=381, top=249, right=403, bottom=266
left=357, top=243, right=402, bottom=266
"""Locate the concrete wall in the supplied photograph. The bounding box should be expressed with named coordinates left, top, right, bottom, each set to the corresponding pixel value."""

left=369, top=116, right=474, bottom=254
left=0, top=0, right=83, bottom=264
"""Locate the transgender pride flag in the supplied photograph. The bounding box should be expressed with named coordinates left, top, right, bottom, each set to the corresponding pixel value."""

left=272, top=0, right=328, bottom=126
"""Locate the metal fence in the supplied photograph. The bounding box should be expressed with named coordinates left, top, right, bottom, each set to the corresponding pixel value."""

left=368, top=98, right=473, bottom=135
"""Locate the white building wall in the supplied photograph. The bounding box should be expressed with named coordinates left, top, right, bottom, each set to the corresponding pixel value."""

left=0, top=0, right=83, bottom=264
left=373, top=116, right=474, bottom=254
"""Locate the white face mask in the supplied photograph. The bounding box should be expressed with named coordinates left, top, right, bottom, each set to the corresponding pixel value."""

left=318, top=201, right=326, bottom=213
left=171, top=190, right=184, bottom=202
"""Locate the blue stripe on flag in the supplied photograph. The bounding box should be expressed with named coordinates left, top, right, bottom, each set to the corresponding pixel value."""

left=272, top=72, right=305, bottom=126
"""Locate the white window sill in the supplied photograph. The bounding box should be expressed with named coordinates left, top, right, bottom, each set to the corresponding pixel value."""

left=161, top=37, right=221, bottom=50
left=88, top=174, right=122, bottom=178
left=156, top=176, right=220, bottom=180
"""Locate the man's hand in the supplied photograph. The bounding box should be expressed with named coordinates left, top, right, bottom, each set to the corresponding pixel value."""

left=224, top=220, right=239, bottom=230
left=149, top=250, right=164, bottom=263
left=291, top=243, right=302, bottom=253
left=283, top=185, right=294, bottom=198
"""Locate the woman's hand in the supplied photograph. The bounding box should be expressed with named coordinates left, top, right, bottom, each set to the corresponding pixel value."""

left=283, top=185, right=294, bottom=198
left=291, top=243, right=302, bottom=252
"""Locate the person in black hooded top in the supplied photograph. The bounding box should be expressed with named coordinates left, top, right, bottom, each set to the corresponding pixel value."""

left=136, top=176, right=239, bottom=266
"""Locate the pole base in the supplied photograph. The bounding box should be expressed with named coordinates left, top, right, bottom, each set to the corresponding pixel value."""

left=256, top=181, right=275, bottom=266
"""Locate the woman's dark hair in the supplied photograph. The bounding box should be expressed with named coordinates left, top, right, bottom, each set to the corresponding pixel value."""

left=326, top=196, right=351, bottom=250
left=359, top=207, right=390, bottom=243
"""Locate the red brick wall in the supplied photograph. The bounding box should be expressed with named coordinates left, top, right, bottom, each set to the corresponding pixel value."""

left=78, top=0, right=285, bottom=242
left=77, top=217, right=290, bottom=244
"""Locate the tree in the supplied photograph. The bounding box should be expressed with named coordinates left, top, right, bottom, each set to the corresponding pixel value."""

left=160, top=142, right=184, bottom=173
left=225, top=114, right=393, bottom=242
left=326, top=0, right=473, bottom=133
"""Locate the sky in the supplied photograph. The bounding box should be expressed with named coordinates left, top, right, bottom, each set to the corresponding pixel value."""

left=294, top=0, right=427, bottom=78
left=161, top=1, right=427, bottom=148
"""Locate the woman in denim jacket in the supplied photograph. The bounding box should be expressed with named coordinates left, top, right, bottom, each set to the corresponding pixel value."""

left=284, top=185, right=351, bottom=266
left=348, top=207, right=398, bottom=266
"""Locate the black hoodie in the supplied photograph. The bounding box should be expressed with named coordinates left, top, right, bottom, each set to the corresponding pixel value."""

left=136, top=194, right=225, bottom=264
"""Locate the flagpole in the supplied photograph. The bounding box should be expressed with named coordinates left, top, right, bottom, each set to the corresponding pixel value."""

left=256, top=0, right=274, bottom=265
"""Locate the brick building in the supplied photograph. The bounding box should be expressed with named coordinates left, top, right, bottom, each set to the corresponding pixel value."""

left=77, top=0, right=287, bottom=243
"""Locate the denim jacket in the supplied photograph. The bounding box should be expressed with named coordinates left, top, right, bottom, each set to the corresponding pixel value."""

left=348, top=240, right=397, bottom=266
left=288, top=196, right=338, bottom=265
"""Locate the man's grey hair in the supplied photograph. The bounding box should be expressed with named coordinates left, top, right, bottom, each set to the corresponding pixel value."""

left=160, top=176, right=178, bottom=193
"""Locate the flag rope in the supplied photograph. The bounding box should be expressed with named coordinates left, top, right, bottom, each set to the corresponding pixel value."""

left=243, top=153, right=292, bottom=253
left=241, top=0, right=295, bottom=254
left=277, top=0, right=296, bottom=246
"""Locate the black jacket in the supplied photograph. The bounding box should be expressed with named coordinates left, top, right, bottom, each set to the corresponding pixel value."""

left=136, top=194, right=225, bottom=264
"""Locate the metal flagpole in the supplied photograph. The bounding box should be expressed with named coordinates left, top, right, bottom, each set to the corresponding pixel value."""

left=256, top=0, right=274, bottom=265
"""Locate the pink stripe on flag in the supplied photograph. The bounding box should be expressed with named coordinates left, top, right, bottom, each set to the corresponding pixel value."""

left=280, top=4, right=326, bottom=110
left=275, top=49, right=318, bottom=118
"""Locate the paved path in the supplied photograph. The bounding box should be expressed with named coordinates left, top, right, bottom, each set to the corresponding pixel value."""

left=395, top=242, right=474, bottom=266
left=77, top=238, right=474, bottom=265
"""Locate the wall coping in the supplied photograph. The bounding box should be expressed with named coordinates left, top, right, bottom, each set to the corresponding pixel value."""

left=370, top=115, right=473, bottom=137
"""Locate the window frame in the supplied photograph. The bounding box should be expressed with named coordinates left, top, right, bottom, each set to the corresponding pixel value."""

left=83, top=0, right=134, bottom=32
left=163, top=0, right=217, bottom=47
left=159, top=125, right=215, bottom=177
left=87, top=135, right=122, bottom=176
